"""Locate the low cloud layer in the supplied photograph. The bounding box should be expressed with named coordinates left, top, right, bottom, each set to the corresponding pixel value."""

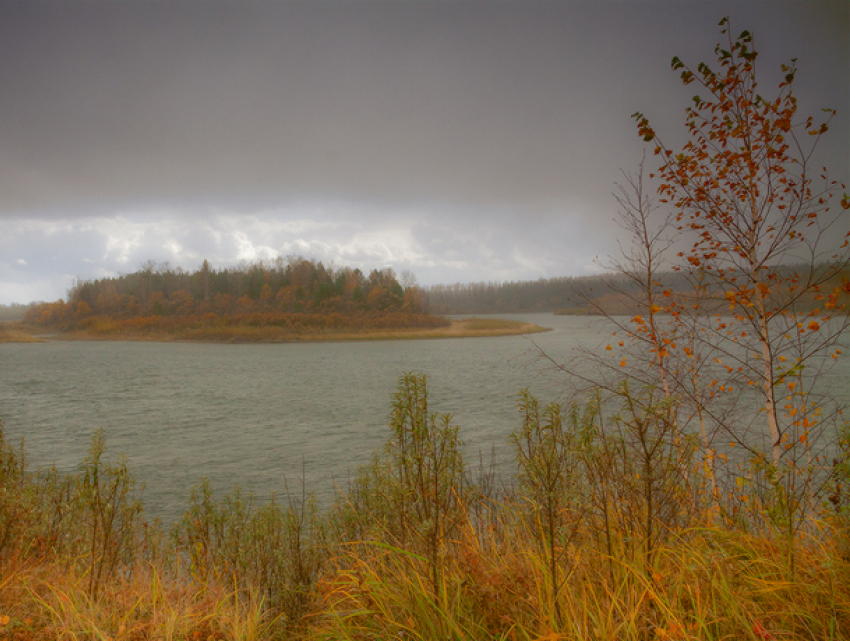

left=0, top=199, right=612, bottom=302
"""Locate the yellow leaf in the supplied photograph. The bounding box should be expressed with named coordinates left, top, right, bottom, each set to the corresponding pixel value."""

left=0, top=615, right=9, bottom=626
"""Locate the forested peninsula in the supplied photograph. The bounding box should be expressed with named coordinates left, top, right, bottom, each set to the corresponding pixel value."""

left=11, top=257, right=547, bottom=342
left=5, top=257, right=844, bottom=343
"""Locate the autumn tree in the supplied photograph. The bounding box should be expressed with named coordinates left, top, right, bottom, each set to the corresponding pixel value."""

left=632, top=18, right=849, bottom=475
left=28, top=255, right=438, bottom=336
left=574, top=160, right=723, bottom=493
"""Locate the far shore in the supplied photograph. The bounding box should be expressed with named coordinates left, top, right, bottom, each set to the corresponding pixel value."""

left=0, top=318, right=550, bottom=344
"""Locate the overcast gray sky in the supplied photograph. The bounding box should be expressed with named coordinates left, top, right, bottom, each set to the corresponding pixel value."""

left=1, top=0, right=847, bottom=304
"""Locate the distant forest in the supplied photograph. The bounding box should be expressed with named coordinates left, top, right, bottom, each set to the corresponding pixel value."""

left=426, top=263, right=847, bottom=316
left=0, top=303, right=29, bottom=322
left=425, top=271, right=692, bottom=315
left=11, top=259, right=845, bottom=327
left=23, top=257, right=435, bottom=333
left=5, top=268, right=665, bottom=321
left=5, top=269, right=656, bottom=321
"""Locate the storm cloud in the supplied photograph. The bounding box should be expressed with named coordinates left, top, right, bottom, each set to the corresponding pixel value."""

left=1, top=0, right=847, bottom=303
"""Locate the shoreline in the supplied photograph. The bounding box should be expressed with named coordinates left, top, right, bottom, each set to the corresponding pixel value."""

left=1, top=318, right=551, bottom=344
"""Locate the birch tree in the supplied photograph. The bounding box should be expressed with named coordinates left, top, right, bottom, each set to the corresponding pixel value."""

left=631, top=17, right=849, bottom=471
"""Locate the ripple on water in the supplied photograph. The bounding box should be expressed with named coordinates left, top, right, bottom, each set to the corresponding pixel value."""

left=1, top=314, right=847, bottom=523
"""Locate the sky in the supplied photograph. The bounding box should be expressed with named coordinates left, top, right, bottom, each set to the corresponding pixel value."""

left=0, top=0, right=847, bottom=304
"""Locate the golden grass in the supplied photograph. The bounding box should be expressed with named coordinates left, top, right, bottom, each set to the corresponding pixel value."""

left=311, top=520, right=850, bottom=641
left=0, top=323, right=44, bottom=343
left=2, top=502, right=848, bottom=640
left=1, top=562, right=277, bottom=641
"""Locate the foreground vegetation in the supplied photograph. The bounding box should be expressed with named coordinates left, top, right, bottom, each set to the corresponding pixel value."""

left=1, top=373, right=849, bottom=641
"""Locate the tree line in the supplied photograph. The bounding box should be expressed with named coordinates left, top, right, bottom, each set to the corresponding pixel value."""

left=425, top=275, right=594, bottom=315
left=0, top=303, right=29, bottom=322
left=425, top=264, right=847, bottom=316
left=424, top=272, right=689, bottom=315
left=24, top=256, right=430, bottom=329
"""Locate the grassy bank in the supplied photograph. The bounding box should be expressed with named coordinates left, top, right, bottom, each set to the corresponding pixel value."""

left=1, top=374, right=848, bottom=640
left=0, top=324, right=44, bottom=343
left=3, top=318, right=548, bottom=343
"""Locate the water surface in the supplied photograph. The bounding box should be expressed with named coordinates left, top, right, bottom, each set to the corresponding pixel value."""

left=1, top=313, right=846, bottom=522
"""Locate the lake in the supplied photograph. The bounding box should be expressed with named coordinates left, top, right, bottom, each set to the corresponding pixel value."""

left=1, top=313, right=847, bottom=523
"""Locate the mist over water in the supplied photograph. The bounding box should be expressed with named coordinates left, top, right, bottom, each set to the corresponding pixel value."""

left=1, top=313, right=847, bottom=523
